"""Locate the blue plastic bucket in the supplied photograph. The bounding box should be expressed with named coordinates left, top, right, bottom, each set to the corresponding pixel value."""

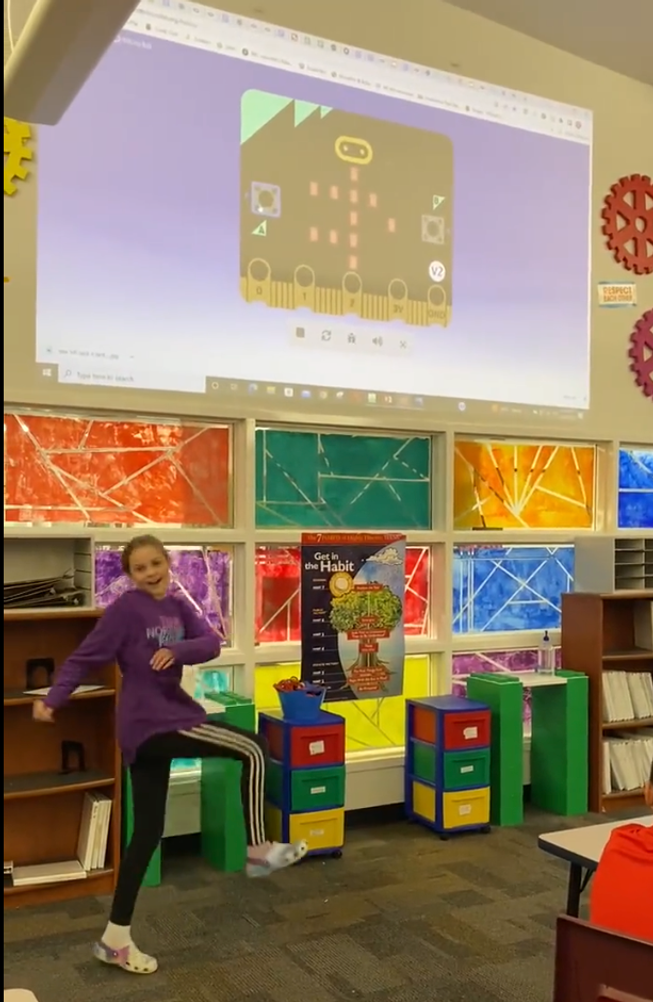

left=277, top=685, right=326, bottom=723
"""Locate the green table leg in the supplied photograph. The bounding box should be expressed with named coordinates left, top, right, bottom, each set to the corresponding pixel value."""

left=467, top=674, right=524, bottom=827
left=531, top=670, right=588, bottom=816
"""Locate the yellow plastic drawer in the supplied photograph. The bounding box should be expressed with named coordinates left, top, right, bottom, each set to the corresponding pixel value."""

left=442, top=787, right=490, bottom=830
left=288, top=808, right=344, bottom=851
left=412, top=780, right=436, bottom=823
left=265, top=803, right=283, bottom=843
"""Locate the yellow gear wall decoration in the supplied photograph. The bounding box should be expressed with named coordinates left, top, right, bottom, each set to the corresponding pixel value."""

left=4, top=117, right=34, bottom=196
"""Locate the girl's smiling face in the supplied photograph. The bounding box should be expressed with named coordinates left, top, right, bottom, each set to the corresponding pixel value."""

left=127, top=544, right=170, bottom=599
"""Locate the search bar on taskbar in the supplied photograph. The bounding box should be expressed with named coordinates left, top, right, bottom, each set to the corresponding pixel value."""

left=56, top=365, right=205, bottom=392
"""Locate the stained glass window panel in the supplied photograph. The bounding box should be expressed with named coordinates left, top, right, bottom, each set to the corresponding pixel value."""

left=4, top=412, right=231, bottom=526
left=453, top=438, right=595, bottom=529
left=95, top=545, right=232, bottom=643
left=255, top=656, right=431, bottom=752
left=618, top=448, right=653, bottom=529
left=453, top=544, right=574, bottom=633
left=255, top=428, right=431, bottom=529
left=451, top=648, right=562, bottom=725
left=255, top=544, right=431, bottom=643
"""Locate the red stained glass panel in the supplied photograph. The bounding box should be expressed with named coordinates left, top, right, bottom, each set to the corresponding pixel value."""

left=255, top=545, right=431, bottom=644
left=4, top=412, right=231, bottom=526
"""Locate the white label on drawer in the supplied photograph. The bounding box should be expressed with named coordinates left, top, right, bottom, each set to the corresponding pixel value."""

left=309, top=740, right=325, bottom=755
left=460, top=765, right=474, bottom=774
left=309, top=828, right=325, bottom=837
left=459, top=804, right=472, bottom=816
left=463, top=726, right=478, bottom=740
left=311, top=786, right=327, bottom=795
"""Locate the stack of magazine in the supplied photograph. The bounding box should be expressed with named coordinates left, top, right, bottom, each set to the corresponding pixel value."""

left=603, top=730, right=653, bottom=794
left=3, top=571, right=85, bottom=609
left=602, top=670, right=653, bottom=724
left=602, top=668, right=653, bottom=795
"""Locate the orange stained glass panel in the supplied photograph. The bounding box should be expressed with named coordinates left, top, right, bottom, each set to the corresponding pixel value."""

left=4, top=412, right=231, bottom=526
left=453, top=439, right=595, bottom=530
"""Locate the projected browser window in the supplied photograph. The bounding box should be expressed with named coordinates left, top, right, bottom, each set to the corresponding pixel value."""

left=35, top=0, right=592, bottom=412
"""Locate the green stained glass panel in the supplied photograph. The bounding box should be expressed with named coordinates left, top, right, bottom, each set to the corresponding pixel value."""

left=255, top=428, right=431, bottom=529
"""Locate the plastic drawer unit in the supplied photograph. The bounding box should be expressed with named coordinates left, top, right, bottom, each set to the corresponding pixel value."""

left=259, top=710, right=346, bottom=859
left=405, top=695, right=491, bottom=839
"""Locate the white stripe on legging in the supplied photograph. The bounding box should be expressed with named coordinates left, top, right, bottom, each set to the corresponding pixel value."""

left=177, top=723, right=267, bottom=845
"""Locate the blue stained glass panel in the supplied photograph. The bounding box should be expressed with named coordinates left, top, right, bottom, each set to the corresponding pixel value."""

left=453, top=544, right=574, bottom=633
left=618, top=448, right=653, bottom=529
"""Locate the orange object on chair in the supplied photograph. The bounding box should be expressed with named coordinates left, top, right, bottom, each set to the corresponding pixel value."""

left=589, top=823, right=653, bottom=944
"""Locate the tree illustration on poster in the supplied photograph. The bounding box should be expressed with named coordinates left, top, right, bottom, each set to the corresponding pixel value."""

left=330, top=584, right=403, bottom=670
left=300, top=532, right=406, bottom=702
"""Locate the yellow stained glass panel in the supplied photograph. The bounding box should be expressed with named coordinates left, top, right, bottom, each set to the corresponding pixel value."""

left=255, top=656, right=431, bottom=753
left=453, top=439, right=595, bottom=530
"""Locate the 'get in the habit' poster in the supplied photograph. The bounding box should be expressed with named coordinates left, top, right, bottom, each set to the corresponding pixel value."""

left=300, top=532, right=406, bottom=702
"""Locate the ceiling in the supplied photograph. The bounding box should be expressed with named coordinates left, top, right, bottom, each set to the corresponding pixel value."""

left=442, top=0, right=653, bottom=85
left=4, top=0, right=652, bottom=85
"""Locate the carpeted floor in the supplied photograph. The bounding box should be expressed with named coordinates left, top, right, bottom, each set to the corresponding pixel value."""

left=3, top=806, right=616, bottom=1002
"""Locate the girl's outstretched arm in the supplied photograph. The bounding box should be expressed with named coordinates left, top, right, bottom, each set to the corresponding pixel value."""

left=44, top=602, right=127, bottom=712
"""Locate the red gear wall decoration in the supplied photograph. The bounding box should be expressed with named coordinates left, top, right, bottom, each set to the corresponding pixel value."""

left=629, top=308, right=653, bottom=399
left=601, top=174, right=653, bottom=275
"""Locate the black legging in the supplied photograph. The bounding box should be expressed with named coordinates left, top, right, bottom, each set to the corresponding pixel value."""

left=110, top=721, right=269, bottom=926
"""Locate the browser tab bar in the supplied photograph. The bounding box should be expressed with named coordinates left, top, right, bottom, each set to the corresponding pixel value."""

left=122, top=3, right=591, bottom=144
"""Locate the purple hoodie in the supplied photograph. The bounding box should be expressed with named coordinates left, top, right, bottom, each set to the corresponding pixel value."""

left=44, top=589, right=221, bottom=764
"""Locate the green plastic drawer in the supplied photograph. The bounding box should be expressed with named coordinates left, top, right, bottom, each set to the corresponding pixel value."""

left=266, top=759, right=285, bottom=807
left=412, top=740, right=437, bottom=783
left=443, top=748, right=490, bottom=791
left=265, top=761, right=346, bottom=811
left=291, top=766, right=346, bottom=812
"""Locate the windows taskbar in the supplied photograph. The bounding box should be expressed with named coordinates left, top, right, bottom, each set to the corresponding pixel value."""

left=33, top=361, right=587, bottom=422
left=204, top=376, right=588, bottom=422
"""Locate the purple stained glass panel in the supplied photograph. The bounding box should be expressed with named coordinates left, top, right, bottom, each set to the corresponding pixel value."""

left=451, top=648, right=562, bottom=725
left=95, top=546, right=231, bottom=642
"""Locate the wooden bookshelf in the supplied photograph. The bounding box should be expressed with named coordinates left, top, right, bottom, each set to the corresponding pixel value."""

left=561, top=590, right=653, bottom=814
left=3, top=608, right=121, bottom=909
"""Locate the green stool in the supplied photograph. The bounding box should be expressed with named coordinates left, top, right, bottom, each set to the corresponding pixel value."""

left=467, top=674, right=524, bottom=826
left=201, top=693, right=256, bottom=873
left=123, top=693, right=257, bottom=888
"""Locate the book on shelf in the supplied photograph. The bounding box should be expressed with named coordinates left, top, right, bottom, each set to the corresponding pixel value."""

left=77, top=792, right=113, bottom=871
left=602, top=730, right=653, bottom=795
left=11, top=860, right=87, bottom=887
left=602, top=670, right=653, bottom=724
left=24, top=684, right=103, bottom=697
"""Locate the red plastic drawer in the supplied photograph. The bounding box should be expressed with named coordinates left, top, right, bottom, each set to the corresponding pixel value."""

left=443, top=710, right=490, bottom=751
left=290, top=724, right=345, bottom=769
left=264, top=719, right=285, bottom=763
left=411, top=705, right=437, bottom=745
